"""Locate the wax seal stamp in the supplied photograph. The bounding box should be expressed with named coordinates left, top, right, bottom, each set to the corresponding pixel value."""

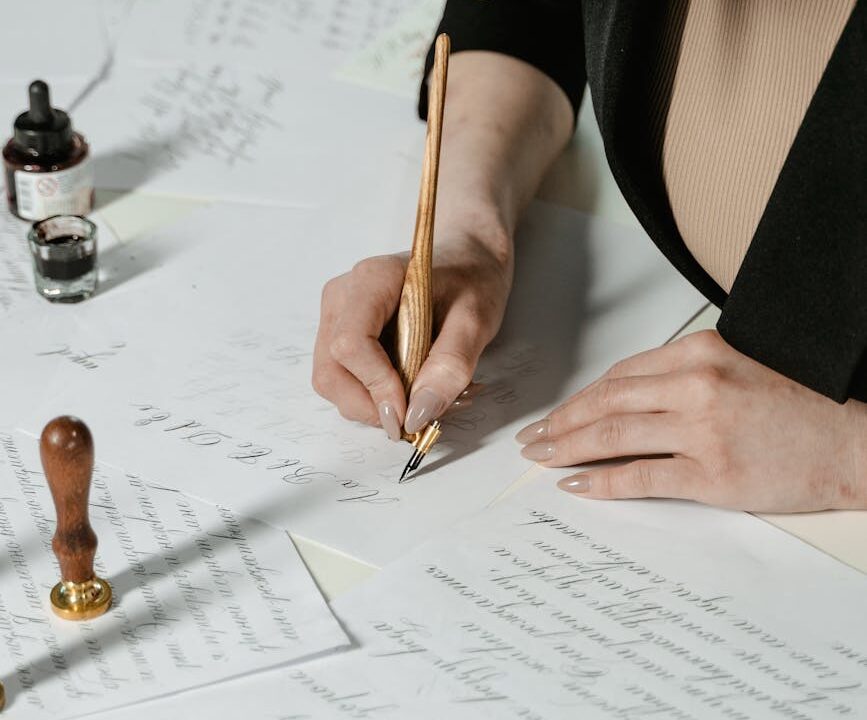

left=40, top=416, right=112, bottom=620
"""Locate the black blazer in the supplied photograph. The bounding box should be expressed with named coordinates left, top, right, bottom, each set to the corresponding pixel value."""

left=421, top=0, right=867, bottom=403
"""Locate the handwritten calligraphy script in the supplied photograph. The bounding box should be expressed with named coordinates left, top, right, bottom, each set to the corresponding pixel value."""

left=130, top=402, right=399, bottom=505
left=321, top=482, right=867, bottom=719
left=35, top=342, right=126, bottom=371
left=0, top=431, right=347, bottom=719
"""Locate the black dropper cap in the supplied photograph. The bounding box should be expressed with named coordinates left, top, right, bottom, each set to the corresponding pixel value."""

left=12, top=80, right=75, bottom=157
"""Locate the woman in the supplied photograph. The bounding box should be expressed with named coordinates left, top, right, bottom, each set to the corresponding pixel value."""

left=313, top=1, right=866, bottom=512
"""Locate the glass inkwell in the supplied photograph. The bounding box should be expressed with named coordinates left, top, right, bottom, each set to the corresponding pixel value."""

left=28, top=215, right=98, bottom=303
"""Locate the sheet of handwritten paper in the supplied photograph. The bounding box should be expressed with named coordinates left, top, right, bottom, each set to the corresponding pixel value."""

left=337, top=0, right=445, bottom=98
left=0, top=212, right=32, bottom=315
left=71, top=58, right=422, bottom=206
left=112, top=0, right=418, bottom=69
left=86, top=478, right=867, bottom=719
left=14, top=200, right=705, bottom=565
left=0, top=430, right=348, bottom=719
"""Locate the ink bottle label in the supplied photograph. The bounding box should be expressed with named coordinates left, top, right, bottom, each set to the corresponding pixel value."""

left=4, top=81, right=93, bottom=220
left=14, top=158, right=94, bottom=221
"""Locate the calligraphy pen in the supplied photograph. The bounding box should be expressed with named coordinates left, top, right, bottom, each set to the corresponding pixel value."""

left=394, top=33, right=450, bottom=482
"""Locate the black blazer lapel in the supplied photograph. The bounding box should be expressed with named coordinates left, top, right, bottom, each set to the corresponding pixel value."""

left=582, top=0, right=727, bottom=309
left=717, top=0, right=867, bottom=401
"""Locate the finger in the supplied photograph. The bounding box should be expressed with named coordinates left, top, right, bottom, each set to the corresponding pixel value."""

left=536, top=346, right=689, bottom=426
left=313, top=361, right=381, bottom=425
left=404, top=311, right=490, bottom=434
left=556, top=457, right=700, bottom=501
left=328, top=258, right=408, bottom=438
left=536, top=332, right=718, bottom=428
left=537, top=373, right=684, bottom=441
left=313, top=310, right=380, bottom=424
left=521, top=412, right=684, bottom=467
left=606, top=330, right=725, bottom=379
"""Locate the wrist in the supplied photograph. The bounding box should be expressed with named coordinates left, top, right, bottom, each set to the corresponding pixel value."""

left=436, top=202, right=514, bottom=275
left=841, top=399, right=867, bottom=509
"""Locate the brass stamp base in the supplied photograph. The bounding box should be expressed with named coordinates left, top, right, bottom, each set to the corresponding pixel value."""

left=50, top=577, right=112, bottom=621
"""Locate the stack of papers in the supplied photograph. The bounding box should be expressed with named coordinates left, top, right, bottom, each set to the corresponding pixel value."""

left=0, top=1, right=863, bottom=718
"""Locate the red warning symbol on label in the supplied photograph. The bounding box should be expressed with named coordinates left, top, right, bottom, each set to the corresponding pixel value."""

left=37, top=177, right=59, bottom=197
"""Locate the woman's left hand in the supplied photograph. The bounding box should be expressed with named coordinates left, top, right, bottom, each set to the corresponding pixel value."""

left=515, top=330, right=867, bottom=512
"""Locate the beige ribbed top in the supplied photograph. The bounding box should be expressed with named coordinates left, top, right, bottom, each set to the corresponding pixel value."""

left=659, top=0, right=855, bottom=292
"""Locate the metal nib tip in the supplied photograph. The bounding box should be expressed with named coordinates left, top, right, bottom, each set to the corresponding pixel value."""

left=399, top=450, right=423, bottom=483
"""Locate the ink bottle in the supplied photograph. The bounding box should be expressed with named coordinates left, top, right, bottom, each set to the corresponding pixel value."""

left=3, top=80, right=93, bottom=221
left=28, top=215, right=98, bottom=303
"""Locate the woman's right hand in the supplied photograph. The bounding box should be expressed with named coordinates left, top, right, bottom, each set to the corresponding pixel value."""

left=312, top=231, right=513, bottom=440
left=313, top=49, right=575, bottom=440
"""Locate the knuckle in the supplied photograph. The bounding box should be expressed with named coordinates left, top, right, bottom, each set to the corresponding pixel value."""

left=363, top=368, right=396, bottom=396
left=606, top=358, right=629, bottom=379
left=628, top=461, right=656, bottom=496
left=321, top=276, right=341, bottom=303
left=597, top=378, right=622, bottom=411
left=352, top=256, right=381, bottom=276
left=453, top=305, right=498, bottom=347
left=428, top=349, right=476, bottom=388
left=598, top=417, right=625, bottom=450
left=688, top=366, right=725, bottom=405
left=592, top=470, right=615, bottom=498
left=688, top=329, right=722, bottom=356
left=353, top=254, right=403, bottom=281
left=328, top=332, right=357, bottom=363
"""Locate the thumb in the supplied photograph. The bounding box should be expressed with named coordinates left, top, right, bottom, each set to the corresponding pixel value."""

left=404, top=314, right=488, bottom=434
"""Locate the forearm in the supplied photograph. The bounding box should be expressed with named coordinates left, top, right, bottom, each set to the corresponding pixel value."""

left=434, top=51, right=575, bottom=264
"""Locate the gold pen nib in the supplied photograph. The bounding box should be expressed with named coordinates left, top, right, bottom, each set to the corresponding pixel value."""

left=398, top=420, right=442, bottom=483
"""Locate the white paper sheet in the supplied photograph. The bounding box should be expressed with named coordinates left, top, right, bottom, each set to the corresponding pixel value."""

left=0, top=211, right=32, bottom=315
left=13, top=200, right=705, bottom=565
left=71, top=58, right=424, bottom=206
left=337, top=0, right=445, bottom=99
left=0, top=1, right=110, bottom=86
left=0, top=429, right=348, bottom=719
left=90, top=477, right=867, bottom=720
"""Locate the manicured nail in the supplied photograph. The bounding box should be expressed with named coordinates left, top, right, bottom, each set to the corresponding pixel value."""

left=521, top=442, right=555, bottom=462
left=558, top=475, right=591, bottom=493
left=405, top=388, right=447, bottom=434
left=515, top=419, right=550, bottom=444
left=377, top=401, right=402, bottom=442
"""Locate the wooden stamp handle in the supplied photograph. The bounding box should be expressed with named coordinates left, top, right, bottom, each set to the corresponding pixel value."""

left=40, top=416, right=98, bottom=584
left=395, top=33, right=450, bottom=393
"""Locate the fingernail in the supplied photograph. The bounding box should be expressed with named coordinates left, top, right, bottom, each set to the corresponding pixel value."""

left=377, top=401, right=402, bottom=442
left=515, top=419, right=550, bottom=444
left=405, top=387, right=447, bottom=434
left=558, top=475, right=591, bottom=493
left=521, top=442, right=555, bottom=462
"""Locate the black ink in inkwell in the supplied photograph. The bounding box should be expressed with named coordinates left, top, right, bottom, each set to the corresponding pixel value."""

left=3, top=80, right=93, bottom=221
left=28, top=215, right=97, bottom=303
